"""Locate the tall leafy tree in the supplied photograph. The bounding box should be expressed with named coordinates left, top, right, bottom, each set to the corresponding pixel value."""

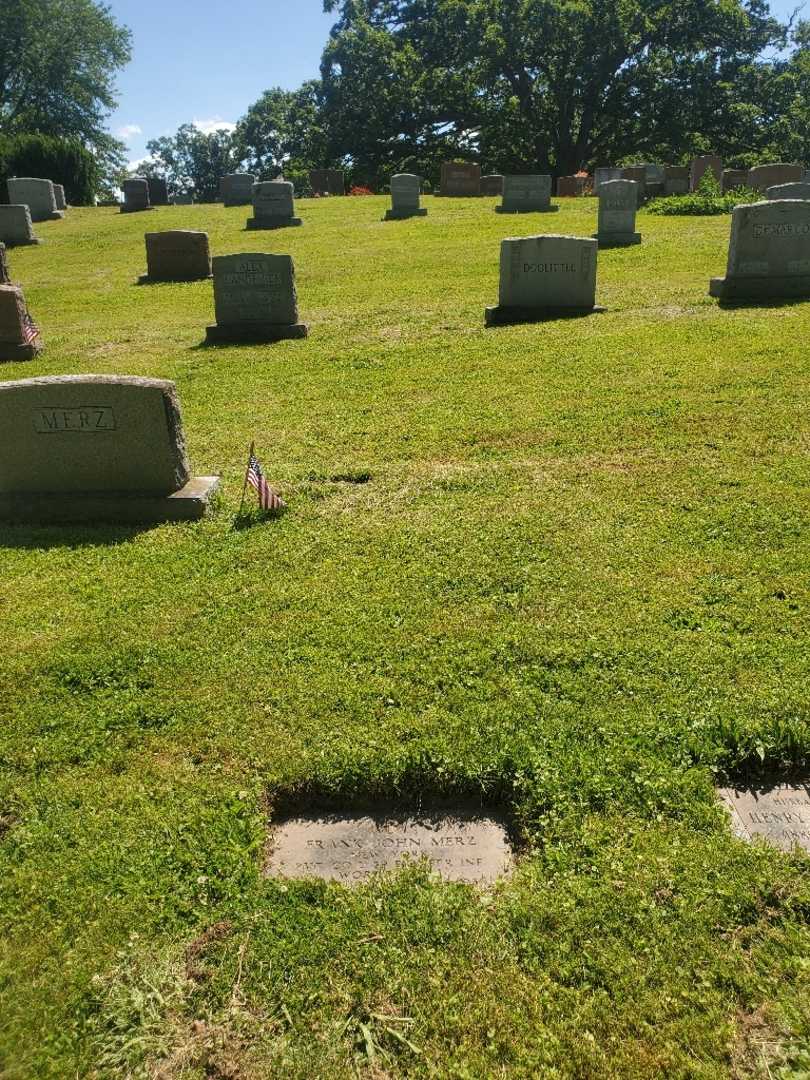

left=144, top=124, right=243, bottom=201
left=234, top=81, right=329, bottom=184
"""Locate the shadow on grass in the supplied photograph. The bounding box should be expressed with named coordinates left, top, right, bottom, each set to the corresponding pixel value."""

left=0, top=522, right=155, bottom=549
left=231, top=506, right=286, bottom=531
left=716, top=297, right=810, bottom=311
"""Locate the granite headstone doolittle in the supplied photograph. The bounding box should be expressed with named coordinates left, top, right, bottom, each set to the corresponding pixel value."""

left=221, top=173, right=255, bottom=206
left=142, top=231, right=212, bottom=282
left=265, top=807, right=513, bottom=885
left=710, top=199, right=810, bottom=302
left=0, top=206, right=40, bottom=247
left=246, top=180, right=302, bottom=230
left=439, top=162, right=481, bottom=197
left=147, top=177, right=170, bottom=206
left=384, top=174, right=427, bottom=220
left=310, top=169, right=345, bottom=196
left=53, top=184, right=66, bottom=211
left=664, top=166, right=690, bottom=195
left=206, top=252, right=308, bottom=343
left=0, top=285, right=42, bottom=361
left=594, top=179, right=641, bottom=247
left=0, top=244, right=9, bottom=285
left=121, top=178, right=153, bottom=213
left=766, top=182, right=810, bottom=201
left=722, top=168, right=749, bottom=193
left=480, top=174, right=504, bottom=196
left=497, top=175, right=555, bottom=214
left=748, top=163, right=804, bottom=193
left=485, top=234, right=602, bottom=326
left=690, top=155, right=722, bottom=191
left=6, top=178, right=63, bottom=222
left=719, top=779, right=810, bottom=853
left=0, top=375, right=219, bottom=522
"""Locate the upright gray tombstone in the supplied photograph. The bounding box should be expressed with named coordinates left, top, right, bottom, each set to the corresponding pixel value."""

left=309, top=169, right=345, bottom=196
left=53, top=184, right=66, bottom=211
left=621, top=167, right=647, bottom=204
left=0, top=244, right=9, bottom=285
left=594, top=179, right=641, bottom=247
left=722, top=168, right=749, bottom=193
left=6, top=178, right=63, bottom=222
left=221, top=173, right=256, bottom=206
left=0, top=284, right=42, bottom=360
left=141, top=231, right=212, bottom=282
left=147, top=177, right=169, bottom=206
left=593, top=167, right=623, bottom=194
left=748, top=163, right=804, bottom=193
left=766, top=182, right=810, bottom=201
left=485, top=234, right=602, bottom=326
left=480, top=174, right=504, bottom=196
left=664, top=166, right=690, bottom=195
left=690, top=155, right=722, bottom=191
left=439, top=162, right=481, bottom=196
left=0, top=206, right=39, bottom=247
left=709, top=200, right=810, bottom=302
left=0, top=375, right=219, bottom=522
left=384, top=174, right=427, bottom=220
left=246, top=181, right=302, bottom=230
left=497, top=175, right=555, bottom=214
left=205, top=253, right=308, bottom=343
left=121, top=178, right=153, bottom=213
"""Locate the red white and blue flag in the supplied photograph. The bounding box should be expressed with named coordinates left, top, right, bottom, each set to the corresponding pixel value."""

left=245, top=443, right=285, bottom=512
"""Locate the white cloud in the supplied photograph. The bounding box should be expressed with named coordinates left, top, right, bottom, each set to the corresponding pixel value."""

left=127, top=156, right=155, bottom=174
left=116, top=123, right=142, bottom=140
left=192, top=116, right=236, bottom=135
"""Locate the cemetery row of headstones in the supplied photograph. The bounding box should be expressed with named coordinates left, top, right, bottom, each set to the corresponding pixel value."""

left=0, top=177, right=70, bottom=248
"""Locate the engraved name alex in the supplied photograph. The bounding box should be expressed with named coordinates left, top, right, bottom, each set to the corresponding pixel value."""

left=33, top=406, right=116, bottom=433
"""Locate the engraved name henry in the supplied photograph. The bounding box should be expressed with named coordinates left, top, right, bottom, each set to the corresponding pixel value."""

left=33, top=406, right=116, bottom=433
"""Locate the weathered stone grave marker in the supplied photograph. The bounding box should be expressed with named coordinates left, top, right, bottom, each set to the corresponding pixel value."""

left=121, top=178, right=153, bottom=213
left=0, top=206, right=40, bottom=247
left=497, top=175, right=555, bottom=214
left=0, top=284, right=42, bottom=361
left=767, top=182, right=810, bottom=201
left=485, top=234, right=602, bottom=326
left=594, top=167, right=623, bottom=194
left=621, top=167, right=647, bottom=204
left=439, top=162, right=481, bottom=197
left=205, top=252, right=308, bottom=342
left=384, top=174, right=427, bottom=220
left=246, top=180, right=302, bottom=230
left=141, top=230, right=212, bottom=282
left=594, top=178, right=641, bottom=247
left=719, top=779, right=810, bottom=853
left=722, top=168, right=748, bottom=193
left=53, top=184, right=66, bottom=211
left=310, top=169, right=345, bottom=196
left=6, top=178, right=64, bottom=222
left=0, top=375, right=219, bottom=522
left=748, top=163, right=804, bottom=193
left=147, top=177, right=169, bottom=206
left=0, top=244, right=9, bottom=285
left=664, top=166, right=690, bottom=195
left=556, top=175, right=588, bottom=197
left=481, top=174, right=504, bottom=196
left=709, top=199, right=810, bottom=302
left=690, top=155, right=722, bottom=191
left=265, top=807, right=513, bottom=885
left=221, top=173, right=255, bottom=206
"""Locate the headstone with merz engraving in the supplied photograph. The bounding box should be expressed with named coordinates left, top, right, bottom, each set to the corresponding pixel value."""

left=0, top=375, right=219, bottom=522
left=594, top=179, right=641, bottom=247
left=0, top=206, right=40, bottom=247
left=384, top=174, right=427, bottom=219
left=141, top=230, right=212, bottom=282
left=0, top=284, right=42, bottom=361
left=710, top=199, right=810, bottom=302
left=220, top=173, right=255, bottom=206
left=246, top=181, right=302, bottom=230
left=766, top=182, right=810, bottom=201
left=439, top=162, right=481, bottom=196
left=497, top=175, right=555, bottom=214
left=719, top=779, right=810, bottom=852
left=485, top=234, right=603, bottom=326
left=265, top=806, right=513, bottom=885
left=206, top=252, right=308, bottom=343
left=6, top=178, right=63, bottom=222
left=121, top=177, right=153, bottom=213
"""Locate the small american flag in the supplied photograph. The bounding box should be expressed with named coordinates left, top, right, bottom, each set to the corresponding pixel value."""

left=22, top=312, right=38, bottom=344
left=245, top=444, right=285, bottom=512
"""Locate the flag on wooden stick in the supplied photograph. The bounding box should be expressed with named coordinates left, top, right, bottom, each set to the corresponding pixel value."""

left=241, top=442, right=286, bottom=513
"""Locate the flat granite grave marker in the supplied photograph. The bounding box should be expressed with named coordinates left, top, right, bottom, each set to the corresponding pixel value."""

left=719, top=779, right=810, bottom=853
left=594, top=178, right=641, bottom=247
left=0, top=206, right=40, bottom=247
left=246, top=180, right=302, bottom=229
left=748, top=163, right=804, bottom=193
left=690, top=155, right=722, bottom=191
left=6, top=178, right=63, bottom=222
left=121, top=178, right=153, bottom=213
left=310, top=169, right=345, bottom=196
left=0, top=284, right=42, bottom=361
left=0, top=375, right=219, bottom=522
left=265, top=807, right=513, bottom=885
left=480, top=174, right=504, bottom=196
left=142, top=230, right=212, bottom=282
left=709, top=199, right=810, bottom=302
left=485, top=234, right=602, bottom=326
left=439, top=162, right=481, bottom=197
left=221, top=173, right=255, bottom=206
left=384, top=173, right=427, bottom=220
left=497, top=175, right=555, bottom=214
left=206, top=252, right=308, bottom=343
left=767, top=182, right=810, bottom=201
left=0, top=244, right=9, bottom=285
left=53, top=184, right=66, bottom=211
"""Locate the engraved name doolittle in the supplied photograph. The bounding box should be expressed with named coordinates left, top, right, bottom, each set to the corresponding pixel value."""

left=33, top=406, right=116, bottom=433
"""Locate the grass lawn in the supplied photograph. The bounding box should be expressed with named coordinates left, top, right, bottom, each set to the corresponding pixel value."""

left=1, top=194, right=809, bottom=1078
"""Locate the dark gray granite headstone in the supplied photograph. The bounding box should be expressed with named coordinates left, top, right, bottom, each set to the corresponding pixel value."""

left=0, top=284, right=42, bottom=360
left=122, top=177, right=153, bottom=213
left=439, top=162, right=481, bottom=197
left=0, top=205, right=41, bottom=247
left=205, top=252, right=308, bottom=342
left=265, top=808, right=513, bottom=884
left=6, top=178, right=63, bottom=221
left=309, top=169, right=345, bottom=196
left=220, top=173, right=255, bottom=206
left=143, top=230, right=211, bottom=281
left=246, top=181, right=302, bottom=230
left=719, top=780, right=810, bottom=852
left=147, top=177, right=170, bottom=206
left=710, top=199, right=810, bottom=302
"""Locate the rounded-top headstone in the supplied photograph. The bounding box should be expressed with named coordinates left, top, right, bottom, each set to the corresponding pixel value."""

left=766, top=182, right=810, bottom=201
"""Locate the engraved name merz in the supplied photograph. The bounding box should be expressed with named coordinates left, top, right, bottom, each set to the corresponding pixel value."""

left=33, top=406, right=116, bottom=433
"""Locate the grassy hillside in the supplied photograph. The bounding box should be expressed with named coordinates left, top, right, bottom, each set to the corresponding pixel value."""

left=1, top=195, right=808, bottom=1078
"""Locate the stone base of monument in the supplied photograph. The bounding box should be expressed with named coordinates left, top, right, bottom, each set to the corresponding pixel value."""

left=0, top=335, right=43, bottom=362
left=120, top=206, right=156, bottom=214
left=485, top=303, right=606, bottom=326
left=383, top=208, right=428, bottom=220
left=495, top=206, right=559, bottom=214
left=5, top=238, right=42, bottom=248
left=593, top=231, right=642, bottom=248
left=245, top=217, right=303, bottom=230
left=0, top=476, right=220, bottom=524
left=205, top=322, right=309, bottom=343
left=709, top=274, right=810, bottom=302
left=138, top=272, right=213, bottom=284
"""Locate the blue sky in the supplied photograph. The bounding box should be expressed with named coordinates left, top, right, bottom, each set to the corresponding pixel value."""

left=107, top=0, right=802, bottom=167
